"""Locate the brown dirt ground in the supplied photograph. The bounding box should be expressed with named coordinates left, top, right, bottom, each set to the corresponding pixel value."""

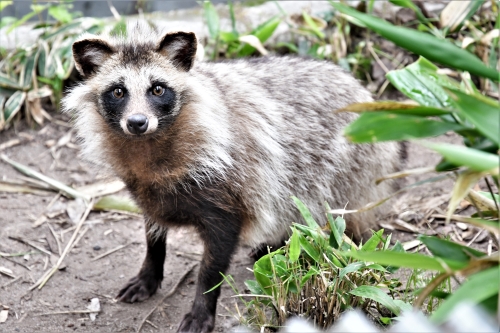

left=0, top=109, right=495, bottom=333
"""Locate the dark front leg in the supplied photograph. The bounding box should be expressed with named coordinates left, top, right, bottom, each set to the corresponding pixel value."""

left=118, top=222, right=167, bottom=303
left=177, top=223, right=240, bottom=333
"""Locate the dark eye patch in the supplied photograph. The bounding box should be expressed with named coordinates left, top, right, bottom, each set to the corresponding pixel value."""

left=100, top=83, right=129, bottom=131
left=147, top=82, right=176, bottom=115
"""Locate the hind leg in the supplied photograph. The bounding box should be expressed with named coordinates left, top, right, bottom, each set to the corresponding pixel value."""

left=118, top=223, right=166, bottom=303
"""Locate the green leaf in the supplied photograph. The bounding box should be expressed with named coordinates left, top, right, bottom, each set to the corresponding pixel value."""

left=252, top=252, right=278, bottom=295
left=0, top=16, right=16, bottom=30
left=203, top=1, right=220, bottom=40
left=421, top=142, right=499, bottom=172
left=301, top=267, right=319, bottom=286
left=203, top=278, right=224, bottom=294
left=431, top=266, right=500, bottom=323
left=0, top=72, right=22, bottom=89
left=238, top=16, right=281, bottom=57
left=7, top=4, right=49, bottom=34
left=419, top=236, right=486, bottom=262
left=292, top=196, right=320, bottom=229
left=302, top=11, right=325, bottom=39
left=386, top=58, right=460, bottom=108
left=299, top=234, right=320, bottom=262
left=445, top=88, right=500, bottom=145
left=339, top=262, right=365, bottom=279
left=0, top=1, right=12, bottom=12
left=244, top=279, right=265, bottom=295
left=350, top=285, right=403, bottom=315
left=48, top=5, right=73, bottom=23
left=289, top=227, right=300, bottom=263
left=4, top=91, right=26, bottom=122
left=219, top=31, right=238, bottom=43
left=330, top=2, right=499, bottom=81
left=361, top=229, right=384, bottom=251
left=20, top=52, right=37, bottom=89
left=37, top=41, right=49, bottom=78
left=344, top=250, right=468, bottom=271
left=338, top=101, right=452, bottom=116
left=327, top=203, right=344, bottom=249
left=478, top=191, right=500, bottom=204
left=344, top=113, right=465, bottom=143
left=42, top=21, right=82, bottom=40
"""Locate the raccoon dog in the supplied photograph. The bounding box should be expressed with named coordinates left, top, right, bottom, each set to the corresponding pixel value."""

left=64, top=23, right=401, bottom=332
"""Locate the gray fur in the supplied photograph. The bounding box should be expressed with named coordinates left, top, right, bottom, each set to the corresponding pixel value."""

left=63, top=23, right=401, bottom=246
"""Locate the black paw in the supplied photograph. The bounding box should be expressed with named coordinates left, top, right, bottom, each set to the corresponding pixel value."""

left=177, top=311, right=215, bottom=333
left=117, top=273, right=161, bottom=303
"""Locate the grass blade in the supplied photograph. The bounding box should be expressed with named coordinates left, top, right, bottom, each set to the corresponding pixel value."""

left=0, top=154, right=90, bottom=201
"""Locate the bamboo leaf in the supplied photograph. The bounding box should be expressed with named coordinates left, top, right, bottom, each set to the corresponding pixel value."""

left=344, top=250, right=468, bottom=271
left=421, top=142, right=499, bottom=172
left=4, top=91, right=26, bottom=122
left=337, top=101, right=452, bottom=116
left=330, top=2, right=499, bottom=81
left=42, top=21, right=82, bottom=40
left=445, top=88, right=500, bottom=145
left=431, top=266, right=500, bottom=323
left=350, top=285, right=406, bottom=316
left=238, top=16, right=281, bottom=57
left=292, top=196, right=320, bottom=229
left=361, top=229, right=384, bottom=251
left=344, top=113, right=465, bottom=143
left=0, top=72, right=22, bottom=90
left=0, top=1, right=12, bottom=12
left=288, top=227, right=300, bottom=263
left=386, top=57, right=460, bottom=108
left=21, top=52, right=37, bottom=89
left=419, top=236, right=486, bottom=262
left=203, top=1, right=220, bottom=41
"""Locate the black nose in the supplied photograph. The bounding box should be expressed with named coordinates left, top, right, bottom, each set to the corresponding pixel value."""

left=126, top=114, right=149, bottom=135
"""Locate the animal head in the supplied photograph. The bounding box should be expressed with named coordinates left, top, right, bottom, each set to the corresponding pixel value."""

left=71, top=23, right=198, bottom=137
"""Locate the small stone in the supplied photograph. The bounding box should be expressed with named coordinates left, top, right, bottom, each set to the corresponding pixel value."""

left=93, top=245, right=101, bottom=251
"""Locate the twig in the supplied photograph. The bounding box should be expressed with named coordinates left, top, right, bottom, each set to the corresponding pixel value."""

left=73, top=226, right=89, bottom=248
left=37, top=309, right=101, bottom=316
left=136, top=263, right=198, bottom=333
left=46, top=223, right=62, bottom=257
left=31, top=199, right=93, bottom=290
left=91, top=242, right=133, bottom=262
left=1, top=275, right=22, bottom=288
left=0, top=254, right=31, bottom=271
left=0, top=139, right=21, bottom=151
left=8, top=236, right=52, bottom=256
left=145, top=320, right=158, bottom=329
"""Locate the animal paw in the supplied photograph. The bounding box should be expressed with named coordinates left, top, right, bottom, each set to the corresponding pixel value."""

left=177, top=310, right=215, bottom=333
left=117, top=273, right=161, bottom=303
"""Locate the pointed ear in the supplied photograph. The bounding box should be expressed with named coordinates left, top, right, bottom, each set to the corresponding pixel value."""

left=72, top=38, right=114, bottom=77
left=157, top=31, right=197, bottom=71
